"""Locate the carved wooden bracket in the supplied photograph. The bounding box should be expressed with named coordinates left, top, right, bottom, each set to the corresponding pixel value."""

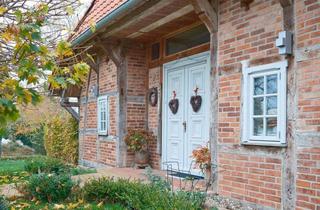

left=96, top=38, right=125, bottom=67
left=240, top=0, right=254, bottom=10
left=85, top=56, right=100, bottom=74
left=189, top=0, right=218, bottom=33
left=279, top=0, right=292, bottom=8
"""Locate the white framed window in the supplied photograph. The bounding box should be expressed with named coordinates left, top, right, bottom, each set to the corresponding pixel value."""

left=242, top=60, right=287, bottom=146
left=97, top=95, right=109, bottom=135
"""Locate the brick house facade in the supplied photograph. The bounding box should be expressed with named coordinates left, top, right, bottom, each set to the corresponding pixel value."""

left=62, top=0, right=319, bottom=209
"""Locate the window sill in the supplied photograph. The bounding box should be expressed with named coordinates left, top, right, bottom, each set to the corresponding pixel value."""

left=98, top=135, right=118, bottom=142
left=241, top=141, right=287, bottom=147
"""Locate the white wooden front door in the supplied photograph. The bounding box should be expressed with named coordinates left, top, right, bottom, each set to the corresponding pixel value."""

left=162, top=52, right=210, bottom=173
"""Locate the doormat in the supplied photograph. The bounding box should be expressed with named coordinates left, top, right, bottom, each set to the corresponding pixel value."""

left=168, top=171, right=204, bottom=180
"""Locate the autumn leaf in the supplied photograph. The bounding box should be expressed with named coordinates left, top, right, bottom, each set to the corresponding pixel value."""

left=90, top=21, right=96, bottom=32
left=1, top=31, right=14, bottom=42
left=66, top=6, right=74, bottom=15
left=56, top=40, right=73, bottom=58
left=0, top=7, right=7, bottom=15
left=97, top=201, right=104, bottom=208
left=53, top=204, right=65, bottom=209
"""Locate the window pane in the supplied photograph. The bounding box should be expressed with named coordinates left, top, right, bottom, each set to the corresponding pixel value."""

left=266, top=117, right=277, bottom=136
left=254, top=77, right=264, bottom=95
left=267, top=74, right=277, bottom=94
left=151, top=43, right=160, bottom=60
left=266, top=96, right=277, bottom=115
left=253, top=118, right=264, bottom=136
left=254, top=97, right=264, bottom=115
left=166, top=24, right=210, bottom=55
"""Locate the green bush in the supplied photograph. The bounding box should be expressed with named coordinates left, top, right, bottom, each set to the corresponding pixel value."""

left=173, top=191, right=206, bottom=210
left=16, top=125, right=46, bottom=155
left=44, top=116, right=78, bottom=164
left=82, top=178, right=205, bottom=210
left=145, top=166, right=171, bottom=191
left=25, top=173, right=74, bottom=202
left=24, top=156, right=66, bottom=174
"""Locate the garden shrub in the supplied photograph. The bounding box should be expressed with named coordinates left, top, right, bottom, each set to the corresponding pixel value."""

left=145, top=166, right=171, bottom=191
left=44, top=116, right=78, bottom=164
left=25, top=173, right=74, bottom=202
left=24, top=156, right=66, bottom=174
left=173, top=191, right=206, bottom=210
left=82, top=178, right=205, bottom=210
left=16, top=125, right=46, bottom=155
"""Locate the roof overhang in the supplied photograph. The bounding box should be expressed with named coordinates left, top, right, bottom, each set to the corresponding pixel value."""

left=72, top=0, right=146, bottom=47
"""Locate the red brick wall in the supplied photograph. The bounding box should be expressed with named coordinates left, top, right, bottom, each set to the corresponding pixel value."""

left=127, top=46, right=148, bottom=97
left=218, top=153, right=282, bottom=209
left=295, top=0, right=320, bottom=209
left=217, top=1, right=284, bottom=209
left=82, top=135, right=97, bottom=162
left=125, top=45, right=148, bottom=166
left=296, top=148, right=320, bottom=210
left=79, top=57, right=118, bottom=167
left=98, top=140, right=117, bottom=167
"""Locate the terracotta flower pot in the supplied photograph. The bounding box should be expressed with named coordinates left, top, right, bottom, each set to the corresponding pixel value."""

left=135, top=150, right=149, bottom=167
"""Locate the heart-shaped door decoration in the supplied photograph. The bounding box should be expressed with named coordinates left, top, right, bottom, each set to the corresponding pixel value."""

left=190, top=86, right=202, bottom=112
left=169, top=91, right=179, bottom=114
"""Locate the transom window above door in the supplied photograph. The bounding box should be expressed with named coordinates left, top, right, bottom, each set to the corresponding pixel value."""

left=165, top=24, right=210, bottom=56
left=147, top=24, right=210, bottom=68
left=242, top=61, right=288, bottom=146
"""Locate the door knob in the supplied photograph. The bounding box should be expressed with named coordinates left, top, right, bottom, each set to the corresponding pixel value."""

left=182, top=121, right=186, bottom=133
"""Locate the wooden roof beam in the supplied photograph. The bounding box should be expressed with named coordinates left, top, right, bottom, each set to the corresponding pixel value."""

left=190, top=0, right=218, bottom=33
left=280, top=0, right=292, bottom=7
left=240, top=0, right=254, bottom=10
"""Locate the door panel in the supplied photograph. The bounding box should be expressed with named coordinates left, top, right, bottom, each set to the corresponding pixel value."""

left=165, top=68, right=185, bottom=170
left=163, top=52, right=210, bottom=174
left=185, top=61, right=209, bottom=174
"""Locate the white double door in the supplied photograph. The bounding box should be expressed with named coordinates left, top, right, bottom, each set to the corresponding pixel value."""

left=162, top=52, right=210, bottom=174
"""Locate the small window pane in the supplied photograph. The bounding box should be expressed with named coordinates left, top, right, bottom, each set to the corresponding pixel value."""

left=267, top=74, right=277, bottom=94
left=266, top=117, right=277, bottom=136
left=254, top=97, right=264, bottom=115
left=254, top=77, right=264, bottom=95
left=253, top=118, right=264, bottom=136
left=151, top=43, right=160, bottom=60
left=166, top=24, right=210, bottom=55
left=266, top=96, right=277, bottom=115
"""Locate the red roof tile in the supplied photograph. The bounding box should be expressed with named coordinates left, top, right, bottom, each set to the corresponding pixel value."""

left=71, top=0, right=127, bottom=41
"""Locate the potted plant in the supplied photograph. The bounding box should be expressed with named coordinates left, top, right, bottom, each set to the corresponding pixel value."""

left=191, top=144, right=211, bottom=181
left=124, top=129, right=153, bottom=168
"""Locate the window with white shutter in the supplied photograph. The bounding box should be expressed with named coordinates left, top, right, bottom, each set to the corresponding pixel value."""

left=242, top=60, right=287, bottom=146
left=97, top=95, right=109, bottom=135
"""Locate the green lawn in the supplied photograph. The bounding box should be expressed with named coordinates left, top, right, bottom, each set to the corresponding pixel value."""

left=10, top=199, right=126, bottom=210
left=0, top=159, right=26, bottom=174
left=0, top=158, right=96, bottom=186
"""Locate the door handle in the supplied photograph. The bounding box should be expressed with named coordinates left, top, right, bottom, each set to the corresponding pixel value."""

left=182, top=121, right=186, bottom=133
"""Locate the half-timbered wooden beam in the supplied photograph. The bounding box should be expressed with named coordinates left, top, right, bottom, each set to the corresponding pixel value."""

left=240, top=0, right=254, bottom=10
left=189, top=0, right=218, bottom=33
left=96, top=38, right=125, bottom=67
left=280, top=0, right=292, bottom=8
